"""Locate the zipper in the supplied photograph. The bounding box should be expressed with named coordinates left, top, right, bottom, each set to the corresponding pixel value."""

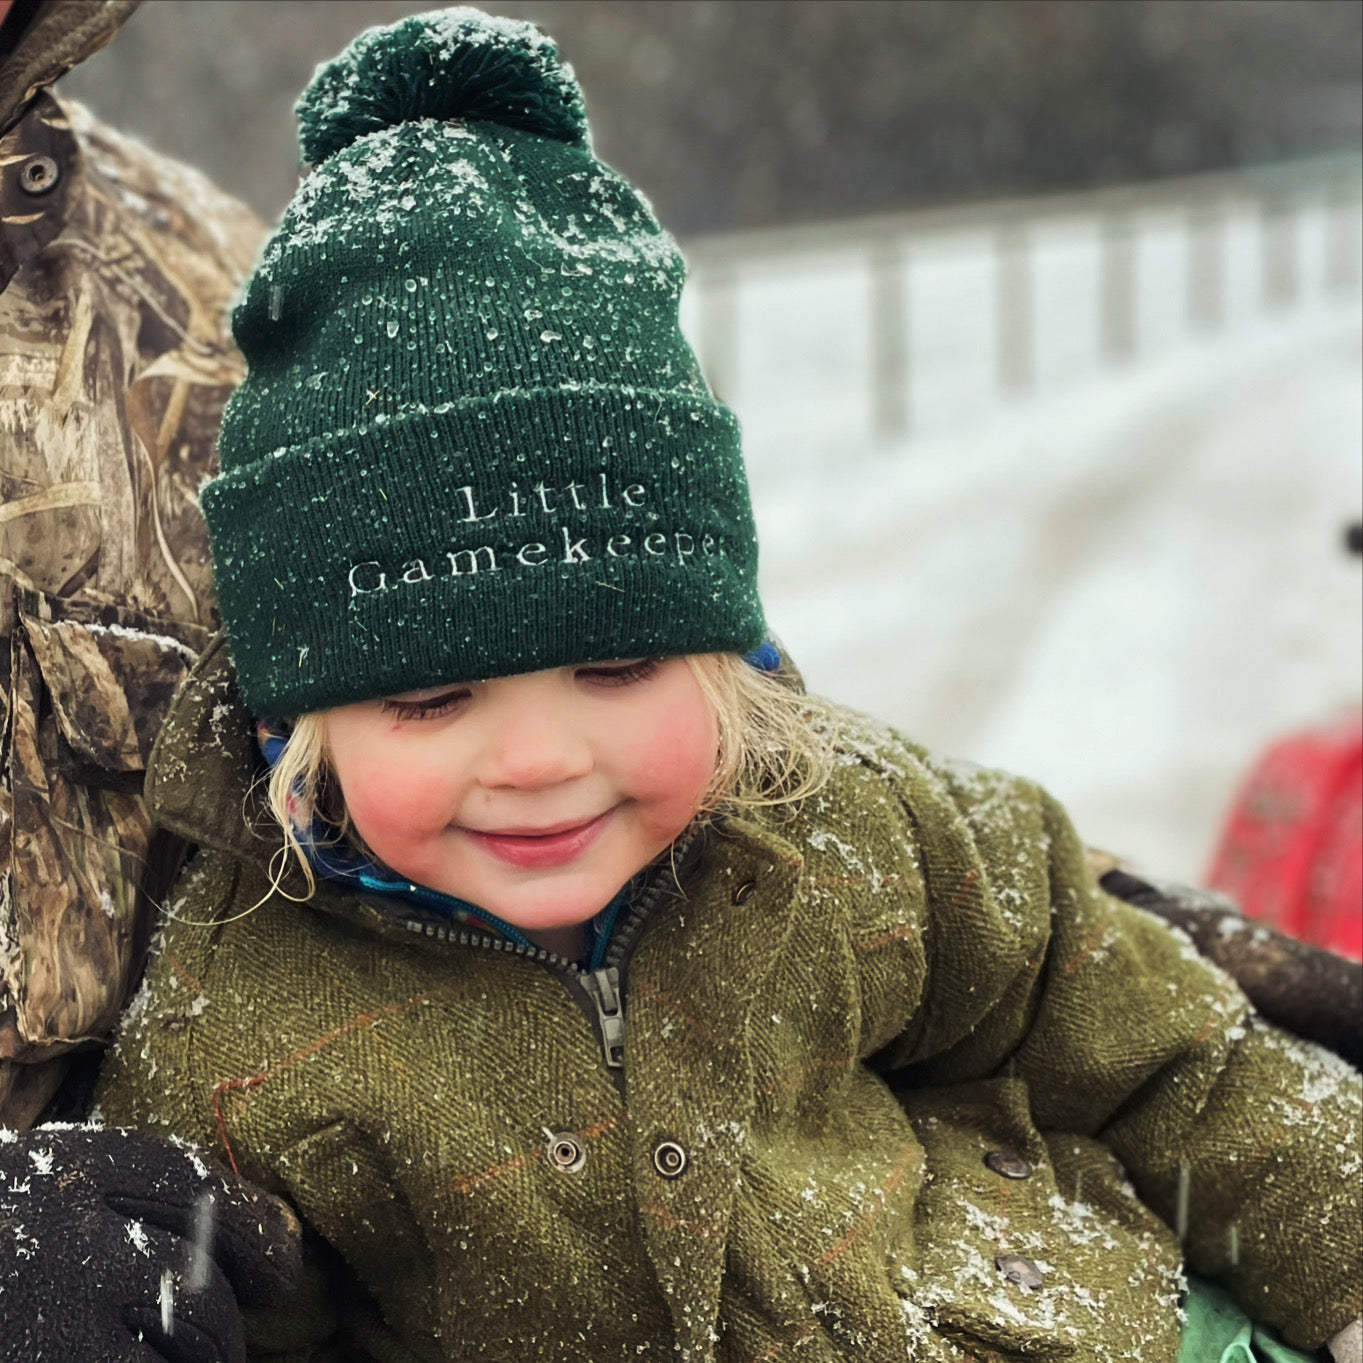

left=575, top=966, right=625, bottom=1070
left=400, top=916, right=628, bottom=1091
left=389, top=826, right=704, bottom=1094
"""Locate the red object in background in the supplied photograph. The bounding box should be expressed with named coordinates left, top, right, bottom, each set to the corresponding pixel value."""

left=1207, top=717, right=1363, bottom=960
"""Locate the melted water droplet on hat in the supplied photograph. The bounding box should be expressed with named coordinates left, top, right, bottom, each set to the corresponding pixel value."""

left=386, top=319, right=400, bottom=339
left=405, top=278, right=418, bottom=293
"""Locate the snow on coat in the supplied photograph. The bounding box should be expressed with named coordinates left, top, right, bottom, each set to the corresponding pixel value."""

left=96, top=637, right=1362, bottom=1361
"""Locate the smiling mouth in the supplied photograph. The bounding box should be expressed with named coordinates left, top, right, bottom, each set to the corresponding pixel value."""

left=461, top=810, right=614, bottom=869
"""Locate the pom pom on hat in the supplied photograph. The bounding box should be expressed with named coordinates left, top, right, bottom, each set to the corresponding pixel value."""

left=296, top=5, right=588, bottom=166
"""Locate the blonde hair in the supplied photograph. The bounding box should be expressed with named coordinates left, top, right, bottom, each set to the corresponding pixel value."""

left=267, top=652, right=835, bottom=895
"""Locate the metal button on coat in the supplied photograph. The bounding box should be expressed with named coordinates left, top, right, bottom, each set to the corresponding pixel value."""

left=653, top=1141, right=688, bottom=1178
left=984, top=1150, right=1033, bottom=1180
left=19, top=155, right=59, bottom=196
left=995, top=1254, right=1045, bottom=1290
left=732, top=880, right=756, bottom=905
left=547, top=1132, right=586, bottom=1173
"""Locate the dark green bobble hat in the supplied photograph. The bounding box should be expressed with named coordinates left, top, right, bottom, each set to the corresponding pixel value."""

left=205, top=6, right=764, bottom=717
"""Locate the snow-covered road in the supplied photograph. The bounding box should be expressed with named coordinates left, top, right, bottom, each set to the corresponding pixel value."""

left=746, top=306, right=1361, bottom=882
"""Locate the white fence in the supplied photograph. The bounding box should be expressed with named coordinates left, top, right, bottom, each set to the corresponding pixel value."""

left=679, top=153, right=1363, bottom=474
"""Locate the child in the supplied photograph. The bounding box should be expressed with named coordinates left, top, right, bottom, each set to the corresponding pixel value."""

left=96, top=10, right=1361, bottom=1361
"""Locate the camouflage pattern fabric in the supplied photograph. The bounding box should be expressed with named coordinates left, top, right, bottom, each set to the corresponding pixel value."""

left=0, top=2, right=140, bottom=137
left=0, top=75, right=264, bottom=1126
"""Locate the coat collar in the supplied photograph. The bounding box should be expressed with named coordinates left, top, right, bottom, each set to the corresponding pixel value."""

left=146, top=633, right=303, bottom=884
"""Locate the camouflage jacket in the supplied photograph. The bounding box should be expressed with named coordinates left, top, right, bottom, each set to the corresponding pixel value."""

left=0, top=0, right=264, bottom=1127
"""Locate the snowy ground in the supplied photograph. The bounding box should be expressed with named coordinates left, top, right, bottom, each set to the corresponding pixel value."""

left=684, top=192, right=1363, bottom=883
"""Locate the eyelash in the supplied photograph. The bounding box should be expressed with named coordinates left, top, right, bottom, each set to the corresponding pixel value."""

left=377, top=659, right=662, bottom=720
left=575, top=658, right=662, bottom=688
left=379, top=689, right=471, bottom=721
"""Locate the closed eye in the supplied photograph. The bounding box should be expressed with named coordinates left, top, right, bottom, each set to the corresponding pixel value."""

left=379, top=687, right=472, bottom=721
left=575, top=658, right=662, bottom=688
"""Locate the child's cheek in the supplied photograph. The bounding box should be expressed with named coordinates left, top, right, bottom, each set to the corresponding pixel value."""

left=623, top=702, right=717, bottom=828
left=342, top=761, right=454, bottom=868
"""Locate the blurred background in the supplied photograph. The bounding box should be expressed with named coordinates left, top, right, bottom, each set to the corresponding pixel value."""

left=61, top=0, right=1363, bottom=891
left=59, top=0, right=1363, bottom=232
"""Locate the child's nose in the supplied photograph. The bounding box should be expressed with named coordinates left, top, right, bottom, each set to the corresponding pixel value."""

left=476, top=701, right=594, bottom=790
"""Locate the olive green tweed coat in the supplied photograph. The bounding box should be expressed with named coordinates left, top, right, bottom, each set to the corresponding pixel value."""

left=96, top=639, right=1363, bottom=1362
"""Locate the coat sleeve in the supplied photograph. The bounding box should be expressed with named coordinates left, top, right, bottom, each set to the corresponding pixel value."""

left=868, top=750, right=1362, bottom=1353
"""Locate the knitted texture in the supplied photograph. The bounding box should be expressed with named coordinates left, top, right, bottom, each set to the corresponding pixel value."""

left=97, top=639, right=1363, bottom=1361
left=204, top=8, right=763, bottom=716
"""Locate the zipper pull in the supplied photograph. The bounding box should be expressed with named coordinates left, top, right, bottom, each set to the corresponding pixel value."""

left=580, top=966, right=625, bottom=1069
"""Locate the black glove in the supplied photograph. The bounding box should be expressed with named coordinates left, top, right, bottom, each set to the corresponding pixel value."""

left=0, top=1122, right=302, bottom=1363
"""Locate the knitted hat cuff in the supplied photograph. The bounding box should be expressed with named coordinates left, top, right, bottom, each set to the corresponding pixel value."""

left=202, top=384, right=764, bottom=715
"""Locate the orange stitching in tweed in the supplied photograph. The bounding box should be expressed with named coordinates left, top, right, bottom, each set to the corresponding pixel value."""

left=633, top=979, right=728, bottom=1047
left=360, top=1003, right=464, bottom=1150
left=996, top=1178, right=1016, bottom=1232
left=813, top=1142, right=921, bottom=1269
left=638, top=1200, right=724, bottom=1238
left=942, top=867, right=982, bottom=918
left=856, top=921, right=921, bottom=954
left=751, top=1320, right=819, bottom=1361
left=445, top=1149, right=537, bottom=1196
left=162, top=943, right=203, bottom=997
left=208, top=990, right=461, bottom=1170
left=268, top=994, right=450, bottom=1070
left=211, top=1076, right=266, bottom=1174
left=1192, top=1008, right=1225, bottom=1048
left=1056, top=917, right=1115, bottom=980
left=433, top=1111, right=626, bottom=1198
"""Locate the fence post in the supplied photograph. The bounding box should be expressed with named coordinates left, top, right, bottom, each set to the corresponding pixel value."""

left=1186, top=201, right=1225, bottom=331
left=996, top=217, right=1032, bottom=393
left=1326, top=181, right=1361, bottom=293
left=696, top=263, right=738, bottom=404
left=1261, top=190, right=1298, bottom=310
left=869, top=236, right=909, bottom=439
left=1100, top=209, right=1137, bottom=362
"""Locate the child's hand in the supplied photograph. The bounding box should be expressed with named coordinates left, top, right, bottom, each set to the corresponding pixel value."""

left=1330, top=1320, right=1363, bottom=1363
left=0, top=1122, right=302, bottom=1362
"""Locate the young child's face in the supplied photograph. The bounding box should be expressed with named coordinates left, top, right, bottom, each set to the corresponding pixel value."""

left=322, top=658, right=717, bottom=947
